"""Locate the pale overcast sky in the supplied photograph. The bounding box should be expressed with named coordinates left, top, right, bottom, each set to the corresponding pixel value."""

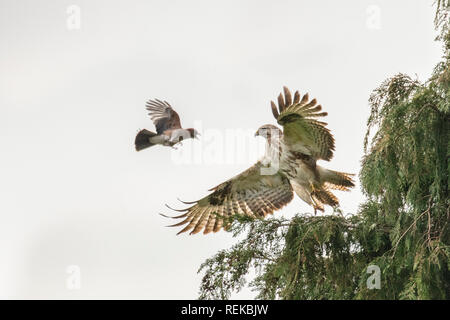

left=0, top=0, right=443, bottom=299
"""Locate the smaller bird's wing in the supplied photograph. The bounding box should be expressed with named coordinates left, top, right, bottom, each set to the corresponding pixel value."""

left=145, top=99, right=182, bottom=134
left=163, top=162, right=294, bottom=235
left=271, top=87, right=335, bottom=161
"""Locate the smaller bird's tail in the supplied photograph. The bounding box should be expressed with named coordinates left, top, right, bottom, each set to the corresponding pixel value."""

left=135, top=129, right=158, bottom=151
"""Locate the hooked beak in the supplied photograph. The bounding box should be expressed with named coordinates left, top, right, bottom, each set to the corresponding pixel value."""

left=195, top=133, right=201, bottom=140
left=254, top=131, right=259, bottom=137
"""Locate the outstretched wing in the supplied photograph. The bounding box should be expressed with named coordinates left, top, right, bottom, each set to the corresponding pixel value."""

left=145, top=99, right=182, bottom=134
left=271, top=87, right=335, bottom=161
left=163, top=162, right=294, bottom=235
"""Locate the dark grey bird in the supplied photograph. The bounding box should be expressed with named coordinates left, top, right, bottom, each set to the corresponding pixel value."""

left=135, top=99, right=200, bottom=151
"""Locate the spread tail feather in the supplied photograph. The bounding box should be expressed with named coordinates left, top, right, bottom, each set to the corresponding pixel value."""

left=135, top=129, right=158, bottom=151
left=317, top=166, right=355, bottom=191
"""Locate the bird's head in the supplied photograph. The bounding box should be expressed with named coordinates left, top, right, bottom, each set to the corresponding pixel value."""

left=187, top=128, right=201, bottom=139
left=255, top=124, right=282, bottom=141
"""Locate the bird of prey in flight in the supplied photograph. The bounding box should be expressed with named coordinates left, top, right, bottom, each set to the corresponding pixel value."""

left=135, top=99, right=199, bottom=151
left=163, top=87, right=354, bottom=235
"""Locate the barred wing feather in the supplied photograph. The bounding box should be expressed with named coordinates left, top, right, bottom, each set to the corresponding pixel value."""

left=271, top=87, right=335, bottom=161
left=163, top=162, right=294, bottom=235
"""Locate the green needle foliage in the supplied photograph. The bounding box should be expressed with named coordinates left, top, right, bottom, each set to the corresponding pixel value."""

left=198, top=2, right=449, bottom=300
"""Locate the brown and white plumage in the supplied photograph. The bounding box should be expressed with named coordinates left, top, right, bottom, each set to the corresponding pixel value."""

left=135, top=99, right=199, bottom=151
left=271, top=87, right=354, bottom=213
left=145, top=99, right=182, bottom=134
left=163, top=162, right=293, bottom=235
left=163, top=87, right=354, bottom=234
